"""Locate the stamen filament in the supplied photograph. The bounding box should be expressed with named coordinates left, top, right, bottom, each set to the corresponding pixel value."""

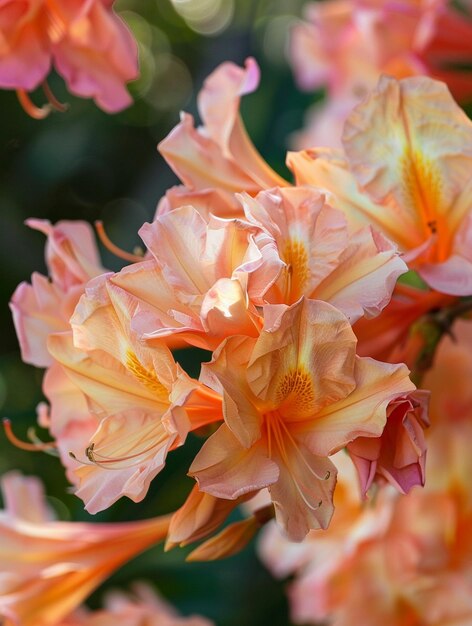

left=70, top=421, right=173, bottom=470
left=3, top=419, right=56, bottom=451
left=42, top=81, right=69, bottom=113
left=16, top=90, right=52, bottom=120
left=95, top=221, right=144, bottom=263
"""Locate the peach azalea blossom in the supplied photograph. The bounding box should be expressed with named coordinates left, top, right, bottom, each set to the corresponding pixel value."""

left=10, top=218, right=105, bottom=368
left=105, top=205, right=282, bottom=351
left=158, top=58, right=287, bottom=219
left=239, top=186, right=407, bottom=321
left=0, top=472, right=171, bottom=626
left=0, top=0, right=138, bottom=114
left=47, top=273, right=222, bottom=513
left=190, top=297, right=415, bottom=540
left=259, top=322, right=472, bottom=626
left=289, top=75, right=472, bottom=296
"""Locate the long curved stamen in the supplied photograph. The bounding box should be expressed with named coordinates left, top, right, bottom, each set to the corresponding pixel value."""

left=16, top=90, right=52, bottom=120
left=95, top=221, right=144, bottom=263
left=42, top=81, right=69, bottom=113
left=265, top=411, right=329, bottom=511
left=70, top=424, right=173, bottom=470
left=267, top=411, right=330, bottom=481
left=3, top=419, right=56, bottom=451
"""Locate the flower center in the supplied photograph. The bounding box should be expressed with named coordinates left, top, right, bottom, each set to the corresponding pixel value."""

left=282, top=238, right=309, bottom=302
left=401, top=148, right=451, bottom=262
left=125, top=350, right=169, bottom=401
left=275, top=367, right=315, bottom=417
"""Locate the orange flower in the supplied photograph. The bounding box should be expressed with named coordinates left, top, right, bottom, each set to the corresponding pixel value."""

left=107, top=205, right=282, bottom=351
left=289, top=75, right=472, bottom=296
left=240, top=186, right=407, bottom=320
left=259, top=320, right=472, bottom=626
left=0, top=472, right=171, bottom=626
left=47, top=273, right=222, bottom=513
left=190, top=298, right=414, bottom=540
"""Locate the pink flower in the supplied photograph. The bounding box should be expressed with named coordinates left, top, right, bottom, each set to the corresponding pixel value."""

left=0, top=0, right=138, bottom=115
left=348, top=390, right=430, bottom=496
left=158, top=58, right=288, bottom=219
left=104, top=206, right=282, bottom=351
left=10, top=219, right=105, bottom=368
left=240, top=186, right=407, bottom=321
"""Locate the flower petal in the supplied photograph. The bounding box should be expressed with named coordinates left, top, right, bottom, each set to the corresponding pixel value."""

left=189, top=424, right=279, bottom=500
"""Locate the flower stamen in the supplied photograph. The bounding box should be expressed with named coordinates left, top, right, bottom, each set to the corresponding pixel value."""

left=42, top=81, right=69, bottom=113
left=16, top=90, right=52, bottom=120
left=95, top=221, right=144, bottom=263
left=3, top=418, right=57, bottom=452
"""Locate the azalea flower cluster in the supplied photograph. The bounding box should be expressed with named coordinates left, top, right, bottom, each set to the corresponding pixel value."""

left=260, top=320, right=472, bottom=625
left=6, top=53, right=472, bottom=625
left=0, top=0, right=138, bottom=117
left=290, top=0, right=472, bottom=149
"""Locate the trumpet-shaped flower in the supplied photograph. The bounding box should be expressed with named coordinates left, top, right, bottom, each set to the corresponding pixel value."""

left=190, top=298, right=414, bottom=540
left=259, top=319, right=472, bottom=626
left=0, top=0, right=138, bottom=113
left=289, top=75, right=472, bottom=296
left=240, top=187, right=407, bottom=321
left=158, top=58, right=287, bottom=219
left=0, top=472, right=171, bottom=626
left=47, top=273, right=222, bottom=513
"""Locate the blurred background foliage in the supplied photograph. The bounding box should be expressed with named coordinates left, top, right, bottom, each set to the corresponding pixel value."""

left=0, top=1, right=319, bottom=624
